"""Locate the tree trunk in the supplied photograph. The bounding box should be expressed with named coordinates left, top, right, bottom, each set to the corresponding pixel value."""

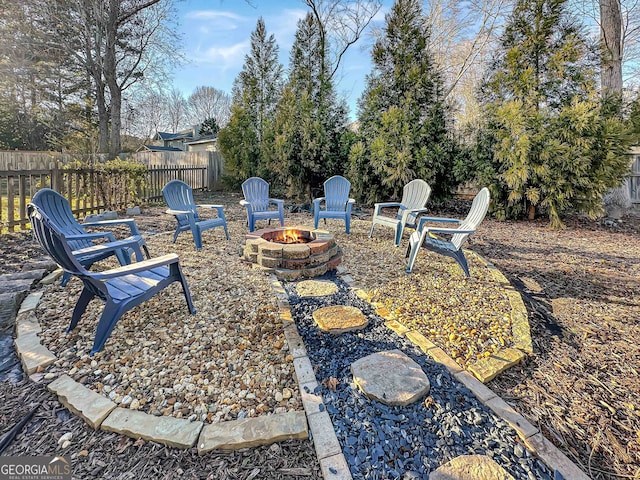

left=599, top=0, right=623, bottom=99
left=96, top=83, right=110, bottom=153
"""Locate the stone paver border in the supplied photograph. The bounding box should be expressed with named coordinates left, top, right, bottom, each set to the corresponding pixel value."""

left=12, top=270, right=309, bottom=452
left=338, top=259, right=591, bottom=480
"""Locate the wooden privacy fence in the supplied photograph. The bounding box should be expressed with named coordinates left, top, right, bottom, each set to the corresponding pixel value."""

left=0, top=161, right=213, bottom=233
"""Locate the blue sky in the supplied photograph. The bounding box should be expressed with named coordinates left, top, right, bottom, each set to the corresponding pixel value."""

left=172, top=0, right=392, bottom=119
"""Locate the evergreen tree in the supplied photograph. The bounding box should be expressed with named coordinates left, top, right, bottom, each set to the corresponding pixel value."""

left=479, top=0, right=631, bottom=227
left=199, top=117, right=219, bottom=136
left=218, top=18, right=283, bottom=184
left=348, top=0, right=457, bottom=204
left=266, top=13, right=350, bottom=200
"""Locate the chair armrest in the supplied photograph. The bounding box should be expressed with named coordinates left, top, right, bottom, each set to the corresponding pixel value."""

left=240, top=200, right=250, bottom=207
left=348, top=199, right=355, bottom=204
left=166, top=208, right=193, bottom=216
left=93, top=254, right=180, bottom=279
left=83, top=218, right=140, bottom=236
left=72, top=237, right=144, bottom=259
left=416, top=216, right=461, bottom=231
left=66, top=232, right=116, bottom=242
left=269, top=198, right=284, bottom=205
left=406, top=207, right=430, bottom=214
left=425, top=227, right=476, bottom=235
left=197, top=204, right=225, bottom=217
left=373, top=202, right=401, bottom=217
left=313, top=197, right=325, bottom=205
left=197, top=204, right=224, bottom=209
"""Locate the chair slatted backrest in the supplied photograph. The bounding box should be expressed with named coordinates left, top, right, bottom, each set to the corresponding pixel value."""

left=242, top=177, right=270, bottom=212
left=398, top=179, right=432, bottom=225
left=28, top=204, right=88, bottom=276
left=451, top=187, right=490, bottom=250
left=324, top=176, right=351, bottom=211
left=31, top=189, right=93, bottom=251
left=162, top=180, right=200, bottom=228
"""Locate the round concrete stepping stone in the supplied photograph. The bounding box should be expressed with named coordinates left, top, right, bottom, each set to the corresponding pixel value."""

left=351, top=349, right=429, bottom=406
left=296, top=279, right=338, bottom=297
left=312, top=306, right=368, bottom=334
left=429, top=455, right=515, bottom=480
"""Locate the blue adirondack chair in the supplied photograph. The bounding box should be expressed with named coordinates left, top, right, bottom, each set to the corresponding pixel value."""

left=28, top=203, right=196, bottom=355
left=405, top=188, right=490, bottom=277
left=31, top=188, right=149, bottom=287
left=240, top=177, right=285, bottom=232
left=162, top=180, right=229, bottom=250
left=313, top=176, right=356, bottom=234
left=369, top=179, right=432, bottom=246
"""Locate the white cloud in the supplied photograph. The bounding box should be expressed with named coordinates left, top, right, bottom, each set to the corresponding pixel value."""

left=186, top=10, right=245, bottom=21
left=197, top=40, right=251, bottom=66
left=185, top=9, right=248, bottom=32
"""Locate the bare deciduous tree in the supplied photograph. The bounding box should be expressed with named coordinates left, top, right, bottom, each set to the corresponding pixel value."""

left=166, top=88, right=188, bottom=132
left=423, top=0, right=511, bottom=98
left=187, top=86, right=232, bottom=128
left=37, top=0, right=180, bottom=154
left=303, top=0, right=383, bottom=80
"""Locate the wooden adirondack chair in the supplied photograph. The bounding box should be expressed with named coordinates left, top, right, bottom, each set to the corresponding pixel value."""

left=313, top=176, right=356, bottom=234
left=28, top=203, right=195, bottom=355
left=162, top=180, right=229, bottom=250
left=240, top=177, right=285, bottom=232
left=31, top=188, right=149, bottom=287
left=406, top=188, right=490, bottom=277
left=369, top=179, right=432, bottom=246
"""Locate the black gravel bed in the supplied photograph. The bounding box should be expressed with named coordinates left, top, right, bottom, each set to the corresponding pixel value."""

left=284, top=274, right=553, bottom=480
left=0, top=329, right=24, bottom=383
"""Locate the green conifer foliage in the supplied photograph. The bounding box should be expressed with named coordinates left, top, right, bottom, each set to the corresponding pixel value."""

left=266, top=13, right=350, bottom=201
left=479, top=0, right=631, bottom=227
left=218, top=18, right=283, bottom=186
left=348, top=0, right=456, bottom=204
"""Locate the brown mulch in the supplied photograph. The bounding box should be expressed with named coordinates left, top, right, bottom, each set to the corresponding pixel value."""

left=1, top=192, right=639, bottom=479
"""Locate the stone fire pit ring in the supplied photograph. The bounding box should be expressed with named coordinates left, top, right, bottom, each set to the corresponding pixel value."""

left=244, top=226, right=342, bottom=281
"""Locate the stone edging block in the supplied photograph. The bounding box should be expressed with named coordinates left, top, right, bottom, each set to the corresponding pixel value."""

left=14, top=333, right=56, bottom=375
left=102, top=408, right=203, bottom=449
left=468, top=347, right=525, bottom=383
left=320, top=453, right=353, bottom=480
left=40, top=269, right=63, bottom=285
left=524, top=433, right=592, bottom=480
left=48, top=375, right=117, bottom=429
left=307, top=410, right=343, bottom=460
left=18, top=292, right=43, bottom=315
left=484, top=396, right=539, bottom=440
left=197, top=411, right=307, bottom=453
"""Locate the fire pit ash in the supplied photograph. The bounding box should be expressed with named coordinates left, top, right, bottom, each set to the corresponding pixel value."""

left=243, top=227, right=342, bottom=280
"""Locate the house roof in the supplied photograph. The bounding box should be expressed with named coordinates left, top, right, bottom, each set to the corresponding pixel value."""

left=185, top=134, right=217, bottom=145
left=154, top=131, right=194, bottom=141
left=141, top=145, right=183, bottom=152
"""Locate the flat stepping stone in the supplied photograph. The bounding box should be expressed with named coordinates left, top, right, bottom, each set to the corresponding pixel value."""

left=313, top=306, right=368, bottom=334
left=351, top=349, right=429, bottom=406
left=430, top=454, right=515, bottom=480
left=296, top=279, right=338, bottom=297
